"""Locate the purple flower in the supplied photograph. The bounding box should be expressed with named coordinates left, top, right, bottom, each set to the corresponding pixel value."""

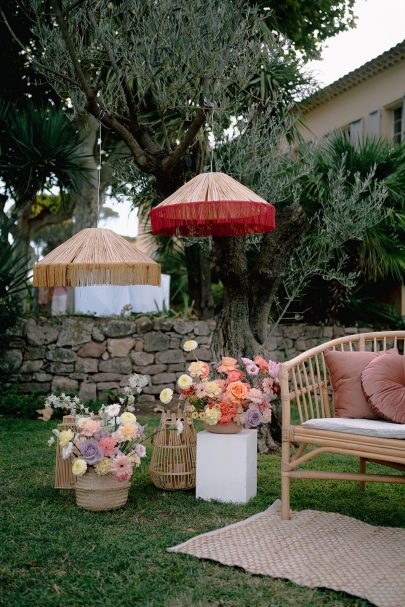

left=241, top=357, right=254, bottom=367
left=246, top=364, right=260, bottom=376
left=80, top=439, right=103, bottom=465
left=135, top=444, right=146, bottom=458
left=246, top=407, right=263, bottom=427
left=268, top=360, right=281, bottom=380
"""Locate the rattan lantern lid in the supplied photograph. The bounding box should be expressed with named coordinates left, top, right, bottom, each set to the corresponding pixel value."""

left=33, top=227, right=161, bottom=287
left=149, top=172, right=276, bottom=237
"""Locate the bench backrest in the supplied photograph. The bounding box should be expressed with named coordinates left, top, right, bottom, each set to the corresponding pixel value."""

left=283, top=331, right=405, bottom=423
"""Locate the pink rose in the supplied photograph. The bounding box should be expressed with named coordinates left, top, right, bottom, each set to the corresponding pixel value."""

left=227, top=370, right=245, bottom=382
left=78, top=418, right=101, bottom=437
left=99, top=436, right=117, bottom=457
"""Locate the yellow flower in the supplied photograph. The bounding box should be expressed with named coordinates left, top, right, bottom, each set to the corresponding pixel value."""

left=188, top=361, right=205, bottom=377
left=191, top=411, right=199, bottom=419
left=58, top=429, right=74, bottom=449
left=120, top=412, right=137, bottom=425
left=160, top=388, right=173, bottom=405
left=128, top=453, right=141, bottom=466
left=198, top=412, right=206, bottom=420
left=204, top=381, right=222, bottom=397
left=203, top=407, right=221, bottom=425
left=95, top=458, right=112, bottom=476
left=120, top=423, right=138, bottom=440
left=177, top=374, right=193, bottom=390
left=183, top=340, right=198, bottom=352
left=72, top=458, right=87, bottom=476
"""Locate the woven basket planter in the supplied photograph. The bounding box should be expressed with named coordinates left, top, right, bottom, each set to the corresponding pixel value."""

left=55, top=415, right=77, bottom=494
left=75, top=468, right=131, bottom=512
left=149, top=411, right=196, bottom=490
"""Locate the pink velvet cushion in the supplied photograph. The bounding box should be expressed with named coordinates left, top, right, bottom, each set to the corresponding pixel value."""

left=324, top=350, right=385, bottom=419
left=361, top=353, right=405, bottom=424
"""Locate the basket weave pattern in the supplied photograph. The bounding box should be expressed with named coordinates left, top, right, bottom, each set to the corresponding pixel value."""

left=75, top=468, right=131, bottom=512
left=149, top=412, right=196, bottom=490
left=54, top=415, right=77, bottom=493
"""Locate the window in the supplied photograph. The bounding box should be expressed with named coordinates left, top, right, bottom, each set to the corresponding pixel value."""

left=393, top=106, right=402, bottom=143
left=368, top=110, right=380, bottom=138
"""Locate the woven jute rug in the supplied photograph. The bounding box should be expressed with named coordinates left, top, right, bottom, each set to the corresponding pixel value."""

left=168, top=501, right=405, bottom=607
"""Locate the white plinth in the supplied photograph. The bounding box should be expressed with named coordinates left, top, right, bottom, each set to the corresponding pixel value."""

left=196, top=429, right=257, bottom=504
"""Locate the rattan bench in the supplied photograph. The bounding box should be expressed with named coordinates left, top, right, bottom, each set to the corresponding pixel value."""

left=280, top=331, right=405, bottom=520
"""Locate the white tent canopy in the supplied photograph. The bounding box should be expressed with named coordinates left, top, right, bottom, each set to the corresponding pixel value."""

left=73, top=274, right=170, bottom=316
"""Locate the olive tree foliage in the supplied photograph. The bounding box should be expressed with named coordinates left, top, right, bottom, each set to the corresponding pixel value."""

left=211, top=107, right=387, bottom=356
left=28, top=0, right=297, bottom=194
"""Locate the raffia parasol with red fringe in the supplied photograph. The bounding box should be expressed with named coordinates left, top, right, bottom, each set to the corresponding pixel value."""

left=149, top=172, right=275, bottom=237
left=33, top=227, right=161, bottom=287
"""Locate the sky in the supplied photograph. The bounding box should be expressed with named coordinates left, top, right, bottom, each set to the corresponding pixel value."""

left=102, top=0, right=405, bottom=237
left=304, top=0, right=405, bottom=86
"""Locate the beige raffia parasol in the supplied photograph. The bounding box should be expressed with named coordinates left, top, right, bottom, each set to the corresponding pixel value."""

left=150, top=172, right=275, bottom=237
left=33, top=227, right=161, bottom=287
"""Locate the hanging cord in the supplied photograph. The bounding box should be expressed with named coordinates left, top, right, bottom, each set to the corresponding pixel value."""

left=210, top=106, right=214, bottom=173
left=96, top=122, right=102, bottom=227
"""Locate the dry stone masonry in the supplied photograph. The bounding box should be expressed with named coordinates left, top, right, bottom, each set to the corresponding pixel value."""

left=5, top=316, right=372, bottom=411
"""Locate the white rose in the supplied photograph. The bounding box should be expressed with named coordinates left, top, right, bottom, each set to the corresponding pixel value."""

left=106, top=404, right=121, bottom=418
left=183, top=340, right=198, bottom=352
left=177, top=374, right=193, bottom=390
left=160, top=388, right=174, bottom=405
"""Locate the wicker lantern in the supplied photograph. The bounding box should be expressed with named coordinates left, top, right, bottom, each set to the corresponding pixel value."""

left=149, top=411, right=196, bottom=490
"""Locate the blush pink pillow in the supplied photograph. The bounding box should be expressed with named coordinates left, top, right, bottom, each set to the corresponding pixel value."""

left=324, top=350, right=388, bottom=419
left=361, top=353, right=405, bottom=424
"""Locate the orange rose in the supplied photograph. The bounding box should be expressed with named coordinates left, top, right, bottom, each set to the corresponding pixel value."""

left=226, top=381, right=250, bottom=404
left=217, top=357, right=238, bottom=373
left=254, top=356, right=269, bottom=373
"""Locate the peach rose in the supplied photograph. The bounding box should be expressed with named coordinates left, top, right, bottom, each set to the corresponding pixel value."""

left=254, top=356, right=269, bottom=373
left=217, top=357, right=238, bottom=373
left=226, top=381, right=250, bottom=404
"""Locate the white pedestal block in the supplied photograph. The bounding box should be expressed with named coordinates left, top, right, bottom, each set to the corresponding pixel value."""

left=196, top=429, right=257, bottom=504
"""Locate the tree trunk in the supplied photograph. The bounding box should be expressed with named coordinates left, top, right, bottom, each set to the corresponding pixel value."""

left=184, top=244, right=214, bottom=319
left=211, top=204, right=309, bottom=451
left=72, top=115, right=100, bottom=233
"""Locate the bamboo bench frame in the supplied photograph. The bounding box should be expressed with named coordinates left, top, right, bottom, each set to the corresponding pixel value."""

left=280, top=331, right=405, bottom=520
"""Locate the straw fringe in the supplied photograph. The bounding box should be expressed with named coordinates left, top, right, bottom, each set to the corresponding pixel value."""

left=33, top=228, right=161, bottom=287
left=149, top=173, right=275, bottom=237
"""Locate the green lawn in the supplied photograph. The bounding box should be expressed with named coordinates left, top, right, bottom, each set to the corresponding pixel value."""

left=1, top=417, right=404, bottom=607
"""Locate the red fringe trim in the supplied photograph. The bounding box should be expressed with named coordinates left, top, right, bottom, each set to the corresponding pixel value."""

left=149, top=200, right=276, bottom=237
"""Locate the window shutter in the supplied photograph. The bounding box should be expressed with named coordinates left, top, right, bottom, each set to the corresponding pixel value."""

left=368, top=110, right=380, bottom=138
left=349, top=119, right=364, bottom=144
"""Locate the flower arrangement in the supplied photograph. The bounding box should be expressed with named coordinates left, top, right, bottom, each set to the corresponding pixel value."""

left=160, top=340, right=280, bottom=428
left=44, top=374, right=149, bottom=482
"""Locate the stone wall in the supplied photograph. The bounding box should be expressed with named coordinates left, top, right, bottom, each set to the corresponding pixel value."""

left=5, top=316, right=372, bottom=410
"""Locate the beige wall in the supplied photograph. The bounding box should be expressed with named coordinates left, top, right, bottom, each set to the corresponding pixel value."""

left=301, top=61, right=405, bottom=141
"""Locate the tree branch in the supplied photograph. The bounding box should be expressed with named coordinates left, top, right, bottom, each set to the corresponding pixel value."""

left=50, top=0, right=150, bottom=171
left=87, top=9, right=140, bottom=131
left=162, top=109, right=206, bottom=173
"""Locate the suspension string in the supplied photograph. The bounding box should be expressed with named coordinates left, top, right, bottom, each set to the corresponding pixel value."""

left=96, top=122, right=102, bottom=227
left=210, top=106, right=214, bottom=173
